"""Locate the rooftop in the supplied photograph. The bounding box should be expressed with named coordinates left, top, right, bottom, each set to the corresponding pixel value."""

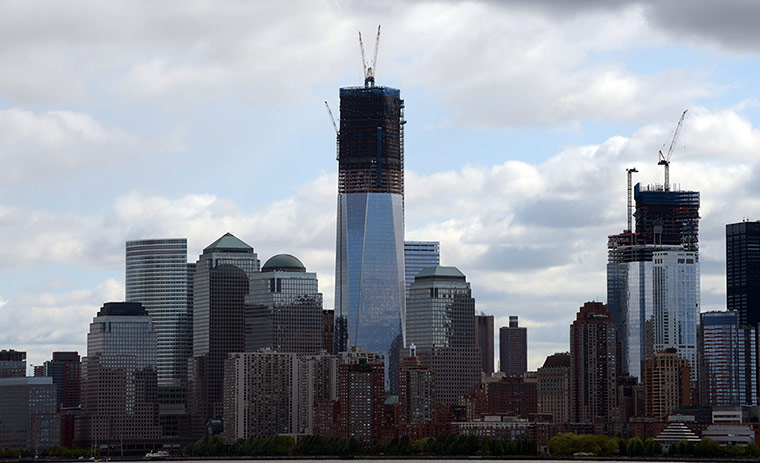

left=97, top=302, right=147, bottom=317
left=204, top=232, right=253, bottom=253
left=262, top=254, right=306, bottom=273
left=414, top=265, right=466, bottom=281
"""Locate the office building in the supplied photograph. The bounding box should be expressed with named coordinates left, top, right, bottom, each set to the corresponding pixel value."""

left=245, top=254, right=323, bottom=354
left=475, top=314, right=494, bottom=374
left=42, top=352, right=80, bottom=410
left=653, top=250, right=700, bottom=380
left=406, top=266, right=481, bottom=405
left=726, top=221, right=760, bottom=326
left=643, top=348, right=691, bottom=418
left=0, top=349, right=26, bottom=377
left=0, top=377, right=60, bottom=451
left=404, top=241, right=440, bottom=297
left=76, top=302, right=161, bottom=449
left=126, top=238, right=194, bottom=387
left=334, top=78, right=406, bottom=391
left=698, top=311, right=757, bottom=407
left=569, top=302, right=618, bottom=423
left=500, top=316, right=527, bottom=376
left=189, top=233, right=259, bottom=437
left=537, top=352, right=570, bottom=424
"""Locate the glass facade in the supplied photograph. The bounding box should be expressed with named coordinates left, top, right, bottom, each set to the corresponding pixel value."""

left=404, top=241, right=440, bottom=298
left=335, top=192, right=405, bottom=388
left=126, top=238, right=193, bottom=387
left=653, top=250, right=700, bottom=381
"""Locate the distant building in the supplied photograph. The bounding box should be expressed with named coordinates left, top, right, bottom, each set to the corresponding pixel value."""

left=0, top=349, right=26, bottom=377
left=406, top=266, right=481, bottom=406
left=42, top=352, right=80, bottom=410
left=643, top=349, right=691, bottom=418
left=500, top=316, right=527, bottom=376
left=337, top=358, right=385, bottom=443
left=698, top=311, right=757, bottom=407
left=569, top=302, right=618, bottom=423
left=404, top=241, right=440, bottom=298
left=297, top=353, right=340, bottom=435
left=0, top=377, right=60, bottom=451
left=322, top=309, right=335, bottom=353
left=485, top=375, right=537, bottom=419
left=188, top=233, right=260, bottom=438
left=653, top=250, right=700, bottom=380
left=537, top=352, right=570, bottom=423
left=475, top=314, right=494, bottom=374
left=245, top=254, right=323, bottom=354
left=398, top=350, right=434, bottom=428
left=726, top=221, right=760, bottom=326
left=76, top=302, right=161, bottom=449
left=126, top=238, right=194, bottom=387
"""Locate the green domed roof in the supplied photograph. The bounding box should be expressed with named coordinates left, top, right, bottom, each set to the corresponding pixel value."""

left=262, top=254, right=306, bottom=272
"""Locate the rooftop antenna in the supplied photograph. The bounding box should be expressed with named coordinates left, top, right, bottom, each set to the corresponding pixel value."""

left=626, top=167, right=638, bottom=232
left=324, top=101, right=339, bottom=160
left=358, top=25, right=381, bottom=87
left=658, top=109, right=687, bottom=191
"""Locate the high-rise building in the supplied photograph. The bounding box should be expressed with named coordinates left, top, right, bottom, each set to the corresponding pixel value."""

left=726, top=221, right=760, bottom=326
left=607, top=181, right=700, bottom=382
left=475, top=314, right=494, bottom=374
left=297, top=353, right=340, bottom=435
left=0, top=377, right=60, bottom=451
left=569, top=302, right=618, bottom=423
left=0, top=349, right=26, bottom=377
left=398, top=351, right=434, bottom=429
left=189, top=233, right=259, bottom=436
left=322, top=310, right=335, bottom=353
left=245, top=254, right=323, bottom=354
left=337, top=358, right=385, bottom=443
left=76, top=302, right=161, bottom=448
left=537, top=352, right=570, bottom=424
left=404, top=241, right=440, bottom=298
left=653, top=250, right=700, bottom=380
left=334, top=78, right=406, bottom=390
left=485, top=375, right=537, bottom=419
left=643, top=348, right=691, bottom=418
left=42, top=352, right=80, bottom=409
left=406, top=266, right=481, bottom=405
left=698, top=311, right=757, bottom=407
left=126, top=239, right=194, bottom=387
left=499, top=316, right=527, bottom=376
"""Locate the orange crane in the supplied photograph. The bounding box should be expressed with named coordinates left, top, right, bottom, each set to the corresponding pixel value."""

left=658, top=109, right=687, bottom=191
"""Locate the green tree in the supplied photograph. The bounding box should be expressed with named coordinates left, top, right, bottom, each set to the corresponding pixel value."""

left=626, top=436, right=645, bottom=456
left=696, top=437, right=722, bottom=458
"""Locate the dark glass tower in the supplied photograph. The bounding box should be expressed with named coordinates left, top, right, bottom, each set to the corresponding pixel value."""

left=335, top=83, right=406, bottom=391
left=726, top=221, right=760, bottom=326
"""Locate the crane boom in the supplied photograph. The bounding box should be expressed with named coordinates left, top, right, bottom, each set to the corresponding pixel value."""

left=658, top=109, right=687, bottom=191
left=324, top=101, right=339, bottom=135
left=358, top=31, right=367, bottom=84
left=370, top=25, right=381, bottom=74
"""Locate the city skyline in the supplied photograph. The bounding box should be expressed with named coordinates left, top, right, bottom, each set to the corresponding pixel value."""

left=2, top=1, right=760, bottom=371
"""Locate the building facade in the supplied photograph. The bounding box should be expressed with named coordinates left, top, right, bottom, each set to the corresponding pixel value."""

left=245, top=254, right=322, bottom=354
left=0, top=349, right=26, bottom=377
left=397, top=353, right=434, bottom=428
left=537, top=352, right=570, bottom=424
left=42, top=352, right=80, bottom=409
left=698, top=311, right=757, bottom=407
left=569, top=302, right=618, bottom=423
left=126, top=239, right=194, bottom=387
left=643, top=349, right=691, bottom=418
left=726, top=221, right=760, bottom=326
left=653, top=250, right=700, bottom=380
left=76, top=302, right=161, bottom=449
left=500, top=316, right=527, bottom=376
left=475, top=314, right=494, bottom=374
left=334, top=83, right=406, bottom=391
left=0, top=377, right=60, bottom=451
left=404, top=241, right=440, bottom=298
left=189, top=233, right=259, bottom=437
left=337, top=358, right=385, bottom=443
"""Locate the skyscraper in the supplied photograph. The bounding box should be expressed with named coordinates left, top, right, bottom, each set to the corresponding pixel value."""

left=726, top=221, right=760, bottom=326
left=643, top=348, right=691, bottom=418
left=42, top=352, right=80, bottom=409
left=245, top=254, right=323, bottom=354
left=404, top=241, right=440, bottom=298
left=126, top=239, right=194, bottom=387
left=698, top=311, right=757, bottom=407
left=475, top=314, right=494, bottom=374
left=499, top=316, right=527, bottom=376
left=634, top=183, right=700, bottom=251
left=189, top=233, right=259, bottom=436
left=569, top=302, right=618, bottom=423
left=537, top=352, right=570, bottom=424
left=335, top=79, right=406, bottom=391
left=76, top=302, right=161, bottom=449
left=406, top=266, right=481, bottom=405
left=653, top=250, right=700, bottom=380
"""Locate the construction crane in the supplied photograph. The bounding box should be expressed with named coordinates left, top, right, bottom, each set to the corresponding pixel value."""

left=358, top=25, right=381, bottom=87
left=324, top=101, right=339, bottom=160
left=658, top=109, right=688, bottom=191
left=626, top=167, right=638, bottom=233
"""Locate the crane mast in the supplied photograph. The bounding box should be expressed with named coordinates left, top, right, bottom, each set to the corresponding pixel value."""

left=658, top=109, right=688, bottom=191
left=626, top=167, right=638, bottom=233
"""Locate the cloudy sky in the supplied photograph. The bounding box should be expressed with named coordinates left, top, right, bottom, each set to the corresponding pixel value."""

left=2, top=0, right=759, bottom=372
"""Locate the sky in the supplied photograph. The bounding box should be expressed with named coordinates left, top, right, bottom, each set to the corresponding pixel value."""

left=2, top=0, right=760, bottom=372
